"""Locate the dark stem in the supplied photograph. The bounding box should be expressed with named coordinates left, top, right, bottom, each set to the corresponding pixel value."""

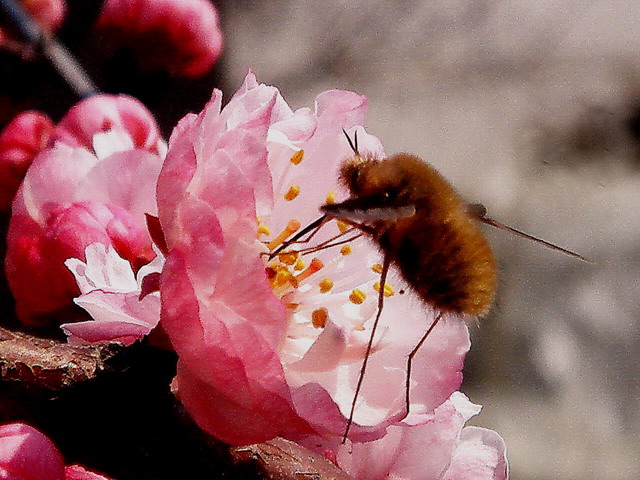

left=0, top=0, right=99, bottom=98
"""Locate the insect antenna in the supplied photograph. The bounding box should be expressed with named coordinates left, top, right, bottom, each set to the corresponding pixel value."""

left=467, top=203, right=593, bottom=264
left=342, top=128, right=359, bottom=154
left=342, top=253, right=391, bottom=443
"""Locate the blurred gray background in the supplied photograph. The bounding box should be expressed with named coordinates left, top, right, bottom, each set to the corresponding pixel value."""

left=220, top=1, right=639, bottom=479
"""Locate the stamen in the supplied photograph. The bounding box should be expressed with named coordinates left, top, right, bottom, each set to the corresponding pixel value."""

left=290, top=150, right=304, bottom=165
left=312, top=308, right=328, bottom=328
left=371, top=263, right=383, bottom=274
left=325, top=192, right=336, bottom=204
left=337, top=220, right=350, bottom=233
left=374, top=282, right=395, bottom=297
left=286, top=302, right=300, bottom=311
left=294, top=258, right=305, bottom=271
left=267, top=220, right=301, bottom=251
left=340, top=245, right=352, bottom=256
left=295, top=258, right=324, bottom=282
left=318, top=278, right=334, bottom=293
left=284, top=185, right=301, bottom=201
left=349, top=289, right=366, bottom=304
left=278, top=252, right=298, bottom=265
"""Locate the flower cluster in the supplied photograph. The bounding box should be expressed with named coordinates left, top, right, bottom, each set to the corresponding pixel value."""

left=0, top=73, right=508, bottom=479
left=4, top=94, right=164, bottom=328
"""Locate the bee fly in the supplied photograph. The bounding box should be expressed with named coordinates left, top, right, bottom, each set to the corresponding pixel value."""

left=269, top=129, right=590, bottom=442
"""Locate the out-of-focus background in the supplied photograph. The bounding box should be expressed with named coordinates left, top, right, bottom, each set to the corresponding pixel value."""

left=219, top=1, right=638, bottom=479
left=1, top=1, right=637, bottom=478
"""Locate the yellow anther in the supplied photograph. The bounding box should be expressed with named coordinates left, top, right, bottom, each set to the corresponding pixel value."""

left=371, top=264, right=383, bottom=274
left=294, top=258, right=305, bottom=271
left=278, top=252, right=298, bottom=265
left=311, top=308, right=328, bottom=328
left=290, top=150, right=304, bottom=165
left=337, top=220, right=349, bottom=233
left=273, top=269, right=297, bottom=288
left=349, top=289, right=366, bottom=304
left=318, top=278, right=334, bottom=293
left=374, top=282, right=395, bottom=297
left=325, top=192, right=336, bottom=204
left=284, top=185, right=301, bottom=201
left=257, top=223, right=271, bottom=237
left=340, top=245, right=352, bottom=256
left=286, top=302, right=300, bottom=311
left=267, top=219, right=301, bottom=251
left=295, top=258, right=324, bottom=282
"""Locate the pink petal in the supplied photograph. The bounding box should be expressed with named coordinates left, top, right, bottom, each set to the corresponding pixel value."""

left=0, top=111, right=54, bottom=211
left=0, top=423, right=65, bottom=480
left=441, top=427, right=509, bottom=480
left=65, top=465, right=113, bottom=480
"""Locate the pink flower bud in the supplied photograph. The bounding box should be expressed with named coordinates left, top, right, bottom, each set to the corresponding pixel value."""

left=0, top=111, right=54, bottom=211
left=96, top=0, right=223, bottom=78
left=0, top=423, right=65, bottom=480
left=21, top=0, right=67, bottom=33
left=52, top=94, right=164, bottom=155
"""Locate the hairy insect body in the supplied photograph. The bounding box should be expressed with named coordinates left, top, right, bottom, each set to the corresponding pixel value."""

left=333, top=153, right=497, bottom=317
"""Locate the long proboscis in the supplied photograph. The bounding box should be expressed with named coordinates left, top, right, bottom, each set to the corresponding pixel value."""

left=267, top=215, right=329, bottom=260
left=468, top=203, right=594, bottom=264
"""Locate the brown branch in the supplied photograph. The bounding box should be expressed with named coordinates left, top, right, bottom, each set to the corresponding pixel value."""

left=232, top=437, right=354, bottom=480
left=0, top=326, right=122, bottom=390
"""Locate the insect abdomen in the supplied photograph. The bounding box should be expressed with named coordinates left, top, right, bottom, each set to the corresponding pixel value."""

left=384, top=212, right=497, bottom=317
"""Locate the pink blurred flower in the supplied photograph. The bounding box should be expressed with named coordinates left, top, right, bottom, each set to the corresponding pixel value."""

left=156, top=73, right=470, bottom=447
left=336, top=393, right=508, bottom=480
left=0, top=0, right=66, bottom=46
left=24, top=0, right=66, bottom=32
left=0, top=423, right=64, bottom=480
left=62, top=242, right=162, bottom=345
left=5, top=95, right=164, bottom=326
left=0, top=111, right=54, bottom=211
left=96, top=0, right=223, bottom=78
left=0, top=423, right=113, bottom=480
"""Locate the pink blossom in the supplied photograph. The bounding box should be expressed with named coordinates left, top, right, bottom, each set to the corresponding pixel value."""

left=336, top=393, right=508, bottom=480
left=96, top=0, right=223, bottom=78
left=62, top=242, right=162, bottom=345
left=156, top=73, right=470, bottom=447
left=0, top=423, right=64, bottom=480
left=5, top=96, right=164, bottom=326
left=0, top=111, right=54, bottom=211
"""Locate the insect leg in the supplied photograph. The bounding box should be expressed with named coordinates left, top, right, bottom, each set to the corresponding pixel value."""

left=404, top=311, right=444, bottom=416
left=342, top=252, right=391, bottom=443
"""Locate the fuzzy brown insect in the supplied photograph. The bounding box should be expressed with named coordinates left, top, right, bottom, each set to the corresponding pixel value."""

left=270, top=130, right=589, bottom=442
